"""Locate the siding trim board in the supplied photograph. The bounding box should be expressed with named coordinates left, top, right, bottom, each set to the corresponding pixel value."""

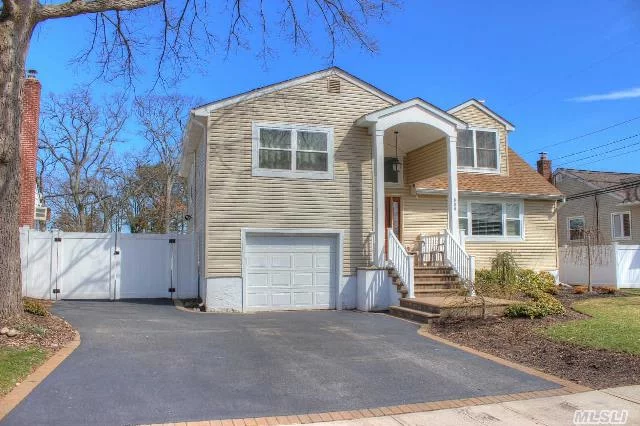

left=240, top=228, right=345, bottom=313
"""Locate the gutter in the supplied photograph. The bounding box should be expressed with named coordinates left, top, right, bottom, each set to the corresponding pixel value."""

left=414, top=186, right=564, bottom=201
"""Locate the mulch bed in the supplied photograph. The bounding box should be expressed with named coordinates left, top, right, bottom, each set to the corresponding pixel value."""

left=0, top=300, right=76, bottom=352
left=429, top=288, right=640, bottom=389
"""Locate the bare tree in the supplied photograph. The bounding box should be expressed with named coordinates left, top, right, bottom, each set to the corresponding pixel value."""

left=134, top=94, right=192, bottom=233
left=39, top=88, right=127, bottom=232
left=0, top=0, right=396, bottom=317
left=564, top=226, right=610, bottom=292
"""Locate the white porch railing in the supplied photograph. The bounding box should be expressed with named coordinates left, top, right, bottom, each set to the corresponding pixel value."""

left=387, top=228, right=415, bottom=298
left=420, top=229, right=476, bottom=296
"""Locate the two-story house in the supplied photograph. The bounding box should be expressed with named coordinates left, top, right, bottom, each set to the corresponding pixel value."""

left=180, top=67, right=562, bottom=312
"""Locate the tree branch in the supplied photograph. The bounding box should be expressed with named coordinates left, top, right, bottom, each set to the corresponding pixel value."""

left=37, top=0, right=161, bottom=22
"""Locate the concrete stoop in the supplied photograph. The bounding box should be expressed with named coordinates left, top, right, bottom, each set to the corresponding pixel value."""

left=389, top=295, right=515, bottom=323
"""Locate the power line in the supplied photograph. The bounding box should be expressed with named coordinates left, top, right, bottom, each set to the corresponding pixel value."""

left=555, top=138, right=640, bottom=167
left=525, top=114, right=640, bottom=154
left=564, top=145, right=640, bottom=170
left=566, top=178, right=640, bottom=201
left=551, top=133, right=640, bottom=161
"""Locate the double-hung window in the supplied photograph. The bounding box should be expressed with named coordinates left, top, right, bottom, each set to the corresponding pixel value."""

left=252, top=123, right=334, bottom=179
left=459, top=199, right=524, bottom=240
left=457, top=128, right=499, bottom=171
left=568, top=216, right=585, bottom=241
left=611, top=212, right=631, bottom=240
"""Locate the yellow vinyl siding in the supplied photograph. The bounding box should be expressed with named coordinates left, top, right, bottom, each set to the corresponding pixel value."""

left=206, top=76, right=392, bottom=277
left=404, top=139, right=447, bottom=184
left=400, top=195, right=558, bottom=271
left=465, top=200, right=558, bottom=270
left=450, top=105, right=508, bottom=175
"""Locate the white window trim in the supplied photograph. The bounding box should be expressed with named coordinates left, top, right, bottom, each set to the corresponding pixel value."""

left=459, top=198, right=525, bottom=242
left=252, top=122, right=334, bottom=180
left=567, top=216, right=586, bottom=242
left=611, top=211, right=632, bottom=241
left=457, top=127, right=501, bottom=174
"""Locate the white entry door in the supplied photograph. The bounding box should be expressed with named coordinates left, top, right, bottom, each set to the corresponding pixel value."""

left=245, top=235, right=336, bottom=310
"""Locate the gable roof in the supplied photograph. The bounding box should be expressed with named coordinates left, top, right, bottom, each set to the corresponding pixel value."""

left=448, top=99, right=515, bottom=131
left=191, top=66, right=399, bottom=116
left=414, top=148, right=563, bottom=199
left=356, top=97, right=467, bottom=129
left=554, top=168, right=640, bottom=203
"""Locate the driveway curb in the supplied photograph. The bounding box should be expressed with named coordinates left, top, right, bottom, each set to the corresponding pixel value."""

left=0, top=331, right=81, bottom=421
left=140, top=323, right=591, bottom=426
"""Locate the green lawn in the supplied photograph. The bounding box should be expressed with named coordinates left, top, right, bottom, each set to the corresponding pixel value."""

left=0, top=347, right=48, bottom=396
left=544, top=296, right=640, bottom=355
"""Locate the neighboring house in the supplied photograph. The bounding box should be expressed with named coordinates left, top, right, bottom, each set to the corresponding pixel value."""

left=554, top=168, right=640, bottom=246
left=180, top=67, right=563, bottom=312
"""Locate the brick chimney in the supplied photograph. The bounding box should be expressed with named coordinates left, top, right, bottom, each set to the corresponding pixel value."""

left=19, top=70, right=41, bottom=228
left=537, top=152, right=552, bottom=183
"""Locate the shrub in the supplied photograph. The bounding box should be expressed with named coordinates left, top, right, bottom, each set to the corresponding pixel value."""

left=505, top=293, right=564, bottom=318
left=491, top=252, right=519, bottom=287
left=517, top=269, right=556, bottom=295
left=595, top=286, right=616, bottom=295
left=23, top=298, right=48, bottom=317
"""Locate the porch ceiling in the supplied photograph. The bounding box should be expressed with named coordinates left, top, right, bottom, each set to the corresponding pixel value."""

left=383, top=123, right=444, bottom=156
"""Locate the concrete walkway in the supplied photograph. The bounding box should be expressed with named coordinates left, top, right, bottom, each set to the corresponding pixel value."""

left=297, top=386, right=640, bottom=426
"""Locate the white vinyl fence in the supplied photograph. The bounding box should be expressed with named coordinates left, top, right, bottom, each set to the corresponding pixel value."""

left=20, top=227, right=198, bottom=300
left=559, top=243, right=640, bottom=288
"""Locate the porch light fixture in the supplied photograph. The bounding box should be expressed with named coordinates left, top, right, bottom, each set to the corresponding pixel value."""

left=391, top=131, right=402, bottom=172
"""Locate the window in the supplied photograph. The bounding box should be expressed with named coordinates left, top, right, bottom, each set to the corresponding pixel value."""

left=252, top=123, right=333, bottom=179
left=384, top=157, right=402, bottom=184
left=611, top=212, right=631, bottom=240
left=457, top=128, right=499, bottom=171
left=459, top=199, right=524, bottom=240
left=568, top=216, right=585, bottom=241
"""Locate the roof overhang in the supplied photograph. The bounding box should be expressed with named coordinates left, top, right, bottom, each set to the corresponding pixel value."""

left=191, top=67, right=399, bottom=117
left=414, top=187, right=564, bottom=201
left=448, top=99, right=515, bottom=131
left=356, top=98, right=467, bottom=138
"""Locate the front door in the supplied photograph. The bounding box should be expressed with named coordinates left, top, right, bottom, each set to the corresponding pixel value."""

left=385, top=196, right=402, bottom=255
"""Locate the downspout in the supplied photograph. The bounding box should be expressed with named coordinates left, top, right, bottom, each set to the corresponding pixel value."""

left=190, top=116, right=207, bottom=310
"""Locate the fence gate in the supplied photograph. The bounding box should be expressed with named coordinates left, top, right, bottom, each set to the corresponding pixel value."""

left=21, top=228, right=197, bottom=300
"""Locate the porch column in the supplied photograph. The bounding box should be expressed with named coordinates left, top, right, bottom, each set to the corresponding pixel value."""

left=446, top=134, right=460, bottom=239
left=372, top=127, right=385, bottom=267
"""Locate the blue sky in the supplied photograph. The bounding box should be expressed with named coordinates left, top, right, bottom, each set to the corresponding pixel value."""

left=27, top=0, right=640, bottom=172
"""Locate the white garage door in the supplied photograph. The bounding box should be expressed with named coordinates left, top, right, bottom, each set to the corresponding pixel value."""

left=245, top=235, right=336, bottom=310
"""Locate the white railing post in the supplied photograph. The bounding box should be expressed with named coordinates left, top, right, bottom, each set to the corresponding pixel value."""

left=408, top=255, right=415, bottom=299
left=469, top=255, right=476, bottom=296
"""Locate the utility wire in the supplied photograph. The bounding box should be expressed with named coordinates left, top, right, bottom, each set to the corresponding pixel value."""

left=563, top=145, right=640, bottom=170
left=566, top=178, right=640, bottom=200
left=525, top=114, right=640, bottom=154
left=551, top=133, right=640, bottom=161
left=555, top=138, right=640, bottom=167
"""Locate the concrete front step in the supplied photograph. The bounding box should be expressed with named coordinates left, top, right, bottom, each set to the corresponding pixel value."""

left=388, top=306, right=441, bottom=324
left=414, top=281, right=461, bottom=289
left=399, top=296, right=515, bottom=318
left=414, top=288, right=463, bottom=297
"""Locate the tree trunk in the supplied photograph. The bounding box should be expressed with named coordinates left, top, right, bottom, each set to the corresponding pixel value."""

left=164, top=173, right=173, bottom=233
left=0, top=0, right=38, bottom=318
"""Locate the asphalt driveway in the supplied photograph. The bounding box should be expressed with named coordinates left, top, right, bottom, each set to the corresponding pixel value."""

left=2, top=301, right=559, bottom=425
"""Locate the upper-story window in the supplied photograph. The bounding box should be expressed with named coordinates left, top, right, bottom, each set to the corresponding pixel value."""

left=457, top=128, right=499, bottom=171
left=252, top=123, right=334, bottom=179
left=611, top=212, right=631, bottom=240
